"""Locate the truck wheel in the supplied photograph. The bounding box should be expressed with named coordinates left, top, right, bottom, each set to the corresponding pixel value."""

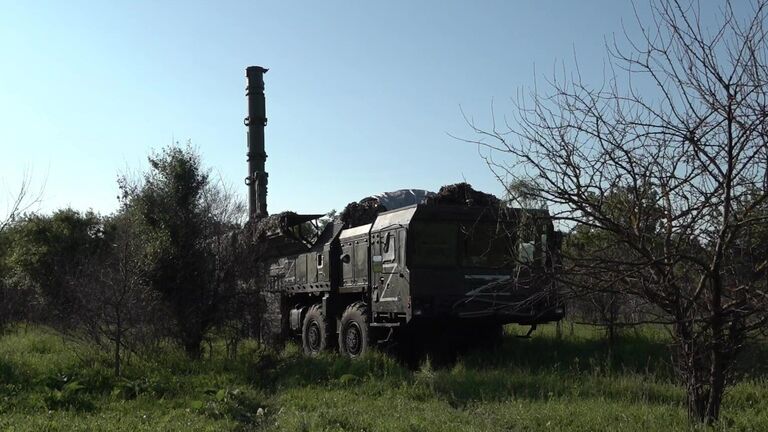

left=338, top=302, right=370, bottom=358
left=302, top=304, right=331, bottom=356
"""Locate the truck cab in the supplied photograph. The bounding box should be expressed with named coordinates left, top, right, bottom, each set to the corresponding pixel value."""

left=367, top=204, right=563, bottom=326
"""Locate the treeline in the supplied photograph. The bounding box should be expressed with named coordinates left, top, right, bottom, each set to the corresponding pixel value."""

left=0, top=145, right=262, bottom=375
left=560, top=185, right=768, bottom=341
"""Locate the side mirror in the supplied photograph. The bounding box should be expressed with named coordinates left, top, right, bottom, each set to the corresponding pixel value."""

left=341, top=253, right=351, bottom=264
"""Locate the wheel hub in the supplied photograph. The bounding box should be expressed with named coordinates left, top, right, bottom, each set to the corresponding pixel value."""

left=307, top=322, right=321, bottom=351
left=345, top=323, right=362, bottom=355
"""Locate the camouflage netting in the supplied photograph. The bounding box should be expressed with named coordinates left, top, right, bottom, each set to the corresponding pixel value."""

left=340, top=184, right=500, bottom=228
left=425, top=182, right=501, bottom=207
left=245, top=211, right=300, bottom=240
left=340, top=197, right=387, bottom=228
left=258, top=291, right=287, bottom=349
left=242, top=211, right=338, bottom=348
left=220, top=224, right=288, bottom=349
left=340, top=189, right=434, bottom=228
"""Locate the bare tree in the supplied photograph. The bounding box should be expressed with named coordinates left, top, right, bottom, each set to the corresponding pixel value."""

left=0, top=169, right=44, bottom=233
left=202, top=179, right=257, bottom=357
left=73, top=213, right=163, bottom=376
left=463, top=0, right=768, bottom=424
left=202, top=173, right=248, bottom=230
left=1, top=172, right=44, bottom=331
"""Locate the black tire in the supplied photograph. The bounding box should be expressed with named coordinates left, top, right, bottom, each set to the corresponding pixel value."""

left=302, top=304, right=331, bottom=356
left=338, top=302, right=370, bottom=358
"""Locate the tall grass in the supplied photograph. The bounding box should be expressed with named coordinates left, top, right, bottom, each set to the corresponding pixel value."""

left=1, top=323, right=766, bottom=431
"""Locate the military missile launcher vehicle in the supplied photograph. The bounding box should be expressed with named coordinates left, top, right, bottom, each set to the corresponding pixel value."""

left=243, top=66, right=564, bottom=357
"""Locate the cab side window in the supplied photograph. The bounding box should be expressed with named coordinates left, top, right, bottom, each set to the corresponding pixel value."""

left=383, top=232, right=396, bottom=262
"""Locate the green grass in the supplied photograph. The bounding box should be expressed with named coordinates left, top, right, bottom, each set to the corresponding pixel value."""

left=1, top=323, right=766, bottom=431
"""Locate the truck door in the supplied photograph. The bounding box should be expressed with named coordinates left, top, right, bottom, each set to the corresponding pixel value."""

left=372, top=229, right=408, bottom=315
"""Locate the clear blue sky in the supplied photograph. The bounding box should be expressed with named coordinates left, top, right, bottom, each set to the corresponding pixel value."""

left=0, top=1, right=720, bottom=216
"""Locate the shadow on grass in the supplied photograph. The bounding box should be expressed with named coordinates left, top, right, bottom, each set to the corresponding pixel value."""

left=247, top=345, right=409, bottom=390
left=460, top=329, right=674, bottom=377
left=427, top=367, right=683, bottom=407
left=3, top=324, right=765, bottom=414
left=244, top=326, right=687, bottom=407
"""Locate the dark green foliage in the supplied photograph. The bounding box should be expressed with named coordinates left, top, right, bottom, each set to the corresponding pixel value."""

left=727, top=188, right=768, bottom=290
left=3, top=209, right=161, bottom=377
left=41, top=379, right=95, bottom=412
left=120, top=145, right=232, bottom=358
left=0, top=227, right=35, bottom=330
left=192, top=387, right=268, bottom=425
left=5, top=209, right=106, bottom=324
left=241, top=345, right=280, bottom=388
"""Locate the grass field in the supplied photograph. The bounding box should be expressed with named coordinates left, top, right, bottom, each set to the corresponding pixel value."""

left=1, top=323, right=766, bottom=431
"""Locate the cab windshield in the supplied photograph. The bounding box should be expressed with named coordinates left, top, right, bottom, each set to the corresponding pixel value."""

left=460, top=222, right=515, bottom=268
left=410, top=222, right=457, bottom=267
left=410, top=221, right=517, bottom=268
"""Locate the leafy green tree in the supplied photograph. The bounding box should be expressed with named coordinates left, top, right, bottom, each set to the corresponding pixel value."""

left=0, top=172, right=44, bottom=330
left=121, top=145, right=241, bottom=358
left=0, top=228, right=23, bottom=330
left=6, top=209, right=105, bottom=326
left=504, top=179, right=547, bottom=210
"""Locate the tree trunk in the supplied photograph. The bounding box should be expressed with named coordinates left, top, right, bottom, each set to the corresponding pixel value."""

left=677, top=320, right=727, bottom=425
left=114, top=313, right=122, bottom=377
left=606, top=321, right=616, bottom=364
left=676, top=321, right=707, bottom=424
left=701, top=274, right=726, bottom=424
left=684, top=364, right=724, bottom=425
left=687, top=376, right=709, bottom=424
left=706, top=354, right=726, bottom=424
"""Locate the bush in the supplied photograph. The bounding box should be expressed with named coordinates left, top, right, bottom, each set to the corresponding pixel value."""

left=192, top=387, right=268, bottom=424
left=42, top=380, right=95, bottom=412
